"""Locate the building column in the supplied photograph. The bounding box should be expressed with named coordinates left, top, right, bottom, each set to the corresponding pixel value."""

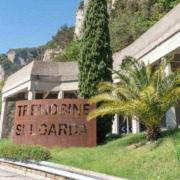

left=58, top=91, right=64, bottom=99
left=166, top=107, right=177, bottom=129
left=0, top=98, right=8, bottom=138
left=112, top=114, right=119, bottom=134
left=126, top=117, right=130, bottom=134
left=165, top=63, right=177, bottom=129
left=132, top=117, right=140, bottom=134
left=28, top=90, right=35, bottom=100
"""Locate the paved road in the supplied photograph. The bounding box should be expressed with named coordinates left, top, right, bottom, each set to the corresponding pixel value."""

left=0, top=168, right=36, bottom=180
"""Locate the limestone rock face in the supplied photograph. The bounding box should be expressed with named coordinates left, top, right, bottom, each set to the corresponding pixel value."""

left=112, top=0, right=117, bottom=8
left=74, top=0, right=89, bottom=39
left=75, top=9, right=85, bottom=38
left=7, top=50, right=26, bottom=65
left=74, top=0, right=116, bottom=38
left=7, top=51, right=16, bottom=63
left=43, top=47, right=62, bottom=62
left=0, top=65, right=5, bottom=81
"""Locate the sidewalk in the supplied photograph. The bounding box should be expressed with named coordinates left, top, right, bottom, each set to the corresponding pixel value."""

left=0, top=168, right=36, bottom=180
left=0, top=159, right=126, bottom=180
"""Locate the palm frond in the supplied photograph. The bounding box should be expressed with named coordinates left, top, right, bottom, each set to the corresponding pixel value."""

left=89, top=93, right=119, bottom=104
left=88, top=102, right=127, bottom=120
left=88, top=57, right=180, bottom=131
left=161, top=87, right=180, bottom=110
left=97, top=81, right=115, bottom=93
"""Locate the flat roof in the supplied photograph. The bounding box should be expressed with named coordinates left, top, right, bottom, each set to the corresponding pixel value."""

left=3, top=61, right=78, bottom=93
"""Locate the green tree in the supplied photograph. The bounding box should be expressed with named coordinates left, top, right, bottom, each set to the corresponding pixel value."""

left=79, top=0, right=113, bottom=143
left=0, top=54, right=21, bottom=76
left=49, top=25, right=74, bottom=49
left=88, top=57, right=180, bottom=140
left=54, top=40, right=81, bottom=62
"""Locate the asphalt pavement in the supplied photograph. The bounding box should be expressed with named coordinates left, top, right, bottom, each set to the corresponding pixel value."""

left=0, top=168, right=36, bottom=180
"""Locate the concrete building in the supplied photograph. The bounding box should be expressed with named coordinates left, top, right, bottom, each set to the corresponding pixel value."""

left=1, top=3, right=180, bottom=138
left=0, top=61, right=78, bottom=138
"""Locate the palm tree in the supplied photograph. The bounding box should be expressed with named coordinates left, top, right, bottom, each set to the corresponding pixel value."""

left=88, top=57, right=180, bottom=140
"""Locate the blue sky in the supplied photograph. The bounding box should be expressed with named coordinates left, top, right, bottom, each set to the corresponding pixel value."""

left=0, top=0, right=81, bottom=53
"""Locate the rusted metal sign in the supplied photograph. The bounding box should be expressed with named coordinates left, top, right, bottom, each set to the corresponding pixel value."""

left=13, top=99, right=96, bottom=148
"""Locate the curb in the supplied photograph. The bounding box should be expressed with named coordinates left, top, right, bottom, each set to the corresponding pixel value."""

left=0, top=158, right=126, bottom=180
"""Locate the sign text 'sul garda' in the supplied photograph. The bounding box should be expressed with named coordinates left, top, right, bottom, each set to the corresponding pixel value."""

left=13, top=99, right=96, bottom=148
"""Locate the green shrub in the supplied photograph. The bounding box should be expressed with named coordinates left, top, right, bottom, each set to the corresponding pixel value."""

left=0, top=143, right=51, bottom=161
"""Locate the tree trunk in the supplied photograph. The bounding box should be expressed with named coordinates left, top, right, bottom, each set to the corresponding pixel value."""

left=146, top=125, right=160, bottom=141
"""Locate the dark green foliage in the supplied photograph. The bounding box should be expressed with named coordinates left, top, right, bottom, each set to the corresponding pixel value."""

left=78, top=1, right=84, bottom=10
left=79, top=0, right=112, bottom=98
left=0, top=143, right=51, bottom=161
left=109, top=0, right=180, bottom=52
left=54, top=40, right=81, bottom=62
left=97, top=116, right=113, bottom=144
left=0, top=54, right=13, bottom=71
left=0, top=54, right=21, bottom=77
left=48, top=25, right=74, bottom=49
left=79, top=0, right=113, bottom=143
left=4, top=102, right=15, bottom=137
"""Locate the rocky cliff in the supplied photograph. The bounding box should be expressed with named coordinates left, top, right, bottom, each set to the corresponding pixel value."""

left=75, top=0, right=116, bottom=38
left=0, top=65, right=5, bottom=81
left=7, top=47, right=44, bottom=65
left=42, top=47, right=63, bottom=62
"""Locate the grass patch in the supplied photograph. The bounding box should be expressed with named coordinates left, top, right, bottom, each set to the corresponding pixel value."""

left=1, top=130, right=180, bottom=179
left=50, top=131, right=180, bottom=180
left=0, top=140, right=51, bottom=161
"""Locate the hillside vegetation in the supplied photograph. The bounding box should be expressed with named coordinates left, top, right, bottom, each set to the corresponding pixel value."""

left=46, top=25, right=74, bottom=49
left=0, top=25, right=74, bottom=75
left=0, top=55, right=21, bottom=77
left=109, top=0, right=180, bottom=52
left=1, top=0, right=180, bottom=75
left=8, top=47, right=45, bottom=62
